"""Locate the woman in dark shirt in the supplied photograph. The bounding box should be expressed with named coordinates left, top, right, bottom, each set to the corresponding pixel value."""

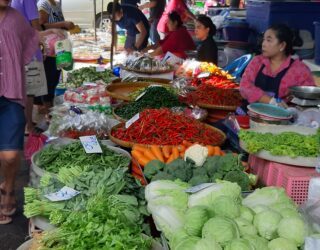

left=195, top=15, right=218, bottom=64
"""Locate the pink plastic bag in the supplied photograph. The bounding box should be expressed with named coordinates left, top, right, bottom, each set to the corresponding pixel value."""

left=24, top=133, right=47, bottom=162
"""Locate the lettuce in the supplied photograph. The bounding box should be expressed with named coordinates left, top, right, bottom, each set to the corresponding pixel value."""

left=224, top=239, right=255, bottom=250
left=184, top=206, right=210, bottom=237
left=277, top=217, right=307, bottom=247
left=234, top=218, right=258, bottom=236
left=268, top=238, right=298, bottom=250
left=239, top=206, right=255, bottom=222
left=242, top=234, right=269, bottom=250
left=211, top=195, right=241, bottom=219
left=194, top=238, right=222, bottom=250
left=253, top=209, right=282, bottom=240
left=174, top=236, right=200, bottom=250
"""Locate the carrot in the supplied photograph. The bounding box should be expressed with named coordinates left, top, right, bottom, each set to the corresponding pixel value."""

left=177, top=145, right=186, bottom=153
left=206, top=145, right=216, bottom=156
left=150, top=145, right=165, bottom=162
left=137, top=155, right=152, bottom=167
left=132, top=172, right=147, bottom=186
left=166, top=153, right=176, bottom=163
left=182, top=140, right=192, bottom=147
left=131, top=150, right=144, bottom=161
left=162, top=145, right=172, bottom=159
left=144, top=149, right=157, bottom=161
left=172, top=147, right=179, bottom=159
left=131, top=164, right=143, bottom=175
left=220, top=150, right=226, bottom=156
left=133, top=144, right=148, bottom=153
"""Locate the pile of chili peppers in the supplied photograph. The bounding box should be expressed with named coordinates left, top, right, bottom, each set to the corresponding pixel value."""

left=60, top=129, right=108, bottom=139
left=111, top=108, right=225, bottom=145
left=190, top=75, right=238, bottom=89
left=182, top=85, right=243, bottom=107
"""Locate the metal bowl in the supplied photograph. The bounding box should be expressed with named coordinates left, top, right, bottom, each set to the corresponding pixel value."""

left=289, top=86, right=320, bottom=100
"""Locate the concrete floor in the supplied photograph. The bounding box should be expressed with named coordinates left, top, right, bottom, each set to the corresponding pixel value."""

left=0, top=160, right=29, bottom=250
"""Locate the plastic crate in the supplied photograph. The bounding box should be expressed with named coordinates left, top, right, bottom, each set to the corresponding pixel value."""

left=246, top=1, right=320, bottom=37
left=248, top=155, right=277, bottom=185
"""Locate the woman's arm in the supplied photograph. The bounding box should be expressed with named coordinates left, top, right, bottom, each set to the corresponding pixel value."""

left=149, top=46, right=163, bottom=57
left=38, top=10, right=74, bottom=30
left=135, top=21, right=148, bottom=49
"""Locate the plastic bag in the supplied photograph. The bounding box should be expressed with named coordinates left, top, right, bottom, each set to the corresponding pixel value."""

left=43, top=33, right=65, bottom=57
left=55, top=38, right=73, bottom=70
left=24, top=133, right=48, bottom=162
left=293, top=108, right=320, bottom=129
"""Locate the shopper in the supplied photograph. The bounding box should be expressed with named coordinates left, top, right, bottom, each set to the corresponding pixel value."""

left=107, top=2, right=149, bottom=52
left=139, top=0, right=165, bottom=44
left=240, top=24, right=315, bottom=108
left=0, top=0, right=62, bottom=224
left=157, top=0, right=196, bottom=38
left=35, top=0, right=75, bottom=114
left=11, top=0, right=48, bottom=134
left=144, top=11, right=195, bottom=59
left=195, top=14, right=218, bottom=64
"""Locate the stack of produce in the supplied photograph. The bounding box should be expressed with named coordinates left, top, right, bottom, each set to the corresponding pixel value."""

left=34, top=141, right=130, bottom=174
left=111, top=108, right=225, bottom=146
left=124, top=54, right=172, bottom=72
left=190, top=75, right=238, bottom=89
left=239, top=129, right=320, bottom=158
left=115, top=86, right=183, bottom=120
left=146, top=180, right=312, bottom=250
left=25, top=142, right=151, bottom=249
left=182, top=85, right=243, bottom=108
left=66, top=66, right=113, bottom=88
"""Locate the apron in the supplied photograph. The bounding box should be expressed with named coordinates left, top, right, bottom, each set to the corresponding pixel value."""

left=241, top=59, right=294, bottom=112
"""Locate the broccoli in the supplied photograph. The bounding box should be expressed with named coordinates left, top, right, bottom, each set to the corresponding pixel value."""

left=164, top=158, right=193, bottom=182
left=211, top=172, right=224, bottom=182
left=219, top=153, right=244, bottom=173
left=192, top=167, right=208, bottom=177
left=151, top=172, right=175, bottom=182
left=223, top=170, right=251, bottom=191
left=203, top=156, right=221, bottom=177
left=188, top=175, right=210, bottom=186
left=143, top=160, right=165, bottom=179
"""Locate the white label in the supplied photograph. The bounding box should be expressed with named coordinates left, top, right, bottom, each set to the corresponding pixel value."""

left=83, top=82, right=97, bottom=86
left=45, top=186, right=80, bottom=202
left=185, top=183, right=214, bottom=193
left=125, top=113, right=140, bottom=129
left=79, top=135, right=103, bottom=153
left=96, top=66, right=105, bottom=72
left=197, top=72, right=211, bottom=79
left=148, top=84, right=163, bottom=88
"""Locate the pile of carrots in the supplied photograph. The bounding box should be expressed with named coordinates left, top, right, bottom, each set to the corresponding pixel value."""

left=131, top=141, right=224, bottom=185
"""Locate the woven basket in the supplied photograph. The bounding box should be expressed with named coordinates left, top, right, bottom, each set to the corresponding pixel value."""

left=121, top=66, right=174, bottom=75
left=112, top=78, right=171, bottom=84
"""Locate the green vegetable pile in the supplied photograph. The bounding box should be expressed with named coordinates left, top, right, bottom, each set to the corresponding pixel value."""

left=144, top=154, right=256, bottom=191
left=35, top=142, right=130, bottom=173
left=115, top=86, right=183, bottom=120
left=146, top=180, right=312, bottom=250
left=24, top=161, right=150, bottom=249
left=67, top=66, right=113, bottom=87
left=239, top=129, right=320, bottom=158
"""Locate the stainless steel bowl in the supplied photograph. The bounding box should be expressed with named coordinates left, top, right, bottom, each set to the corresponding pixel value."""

left=289, top=86, right=320, bottom=100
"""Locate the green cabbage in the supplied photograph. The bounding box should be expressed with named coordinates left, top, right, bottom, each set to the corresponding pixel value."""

left=145, top=180, right=189, bottom=202
left=211, top=195, right=241, bottom=219
left=202, top=217, right=240, bottom=246
left=173, top=236, right=200, bottom=250
left=234, top=218, right=257, bottom=236
left=242, top=234, right=269, bottom=250
left=147, top=191, right=189, bottom=211
left=268, top=238, right=298, bottom=250
left=188, top=181, right=241, bottom=208
left=194, top=238, right=222, bottom=250
left=251, top=205, right=270, bottom=214
left=277, top=217, right=307, bottom=247
left=184, top=206, right=209, bottom=237
left=243, top=187, right=293, bottom=209
left=253, top=209, right=282, bottom=240
left=150, top=206, right=185, bottom=241
left=170, top=229, right=190, bottom=250
left=278, top=208, right=300, bottom=219
left=239, top=206, right=255, bottom=222
left=224, top=239, right=255, bottom=250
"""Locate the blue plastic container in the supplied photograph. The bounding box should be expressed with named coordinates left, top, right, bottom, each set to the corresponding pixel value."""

left=315, top=22, right=320, bottom=65
left=55, top=88, right=66, bottom=96
left=246, top=1, right=320, bottom=37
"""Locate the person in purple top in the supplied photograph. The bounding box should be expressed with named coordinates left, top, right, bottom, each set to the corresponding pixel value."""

left=11, top=0, right=48, bottom=134
left=0, top=0, right=62, bottom=224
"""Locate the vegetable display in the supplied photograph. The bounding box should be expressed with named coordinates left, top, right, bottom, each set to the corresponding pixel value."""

left=111, top=108, right=225, bottom=145
left=190, top=75, right=238, bottom=89
left=146, top=180, right=311, bottom=249
left=239, top=129, right=320, bottom=158
left=182, top=85, right=243, bottom=108
left=35, top=141, right=130, bottom=173
left=67, top=66, right=113, bottom=87
left=115, top=86, right=183, bottom=120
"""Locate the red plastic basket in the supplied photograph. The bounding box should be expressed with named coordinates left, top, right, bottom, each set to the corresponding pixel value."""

left=248, top=155, right=320, bottom=204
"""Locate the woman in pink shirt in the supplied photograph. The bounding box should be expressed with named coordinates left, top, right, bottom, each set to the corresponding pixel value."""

left=240, top=24, right=315, bottom=108
left=0, top=0, right=61, bottom=224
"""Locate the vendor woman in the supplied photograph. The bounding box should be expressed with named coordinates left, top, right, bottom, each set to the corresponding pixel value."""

left=194, top=15, right=218, bottom=64
left=240, top=24, right=315, bottom=107
left=144, top=11, right=195, bottom=59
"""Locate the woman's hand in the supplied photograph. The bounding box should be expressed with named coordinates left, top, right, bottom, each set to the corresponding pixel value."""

left=64, top=21, right=75, bottom=30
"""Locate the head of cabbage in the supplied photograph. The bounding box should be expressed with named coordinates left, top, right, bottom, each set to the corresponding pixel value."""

left=211, top=195, right=241, bottom=219
left=234, top=218, right=257, bottom=236
left=202, top=217, right=240, bottom=246
left=184, top=206, right=210, bottom=237
left=268, top=237, right=298, bottom=250
left=194, top=238, right=222, bottom=250
left=224, top=239, right=255, bottom=250
left=242, top=234, right=269, bottom=250
left=253, top=209, right=282, bottom=240
left=277, top=217, right=307, bottom=247
left=173, top=236, right=200, bottom=250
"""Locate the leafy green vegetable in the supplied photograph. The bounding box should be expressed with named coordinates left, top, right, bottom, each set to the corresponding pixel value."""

left=188, top=175, right=210, bottom=186
left=234, top=218, right=257, bottom=236
left=144, top=160, right=165, bottom=179
left=184, top=206, right=210, bottom=236
left=223, top=170, right=250, bottom=191
left=174, top=236, right=201, bottom=250
left=211, top=195, right=241, bottom=219
left=253, top=209, right=282, bottom=240
left=277, top=217, right=307, bottom=247
left=224, top=238, right=255, bottom=250
left=239, top=129, right=320, bottom=158
left=194, top=238, right=222, bottom=250
left=239, top=206, right=255, bottom=223
left=170, top=229, right=190, bottom=249
left=268, top=237, right=298, bottom=250
left=242, top=235, right=269, bottom=250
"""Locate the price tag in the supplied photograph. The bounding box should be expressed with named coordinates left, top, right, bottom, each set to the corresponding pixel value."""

left=185, top=183, right=214, bottom=193
left=79, top=135, right=102, bottom=153
left=45, top=186, right=80, bottom=202
left=197, top=72, right=211, bottom=79
left=125, top=113, right=140, bottom=129
left=83, top=82, right=97, bottom=87
left=96, top=66, right=105, bottom=72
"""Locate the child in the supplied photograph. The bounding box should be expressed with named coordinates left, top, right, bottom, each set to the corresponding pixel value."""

left=0, top=0, right=62, bottom=224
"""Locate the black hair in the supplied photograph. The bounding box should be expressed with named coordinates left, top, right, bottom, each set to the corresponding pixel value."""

left=196, top=15, right=216, bottom=37
left=107, top=2, right=122, bottom=15
left=168, top=11, right=183, bottom=28
left=267, top=24, right=297, bottom=56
